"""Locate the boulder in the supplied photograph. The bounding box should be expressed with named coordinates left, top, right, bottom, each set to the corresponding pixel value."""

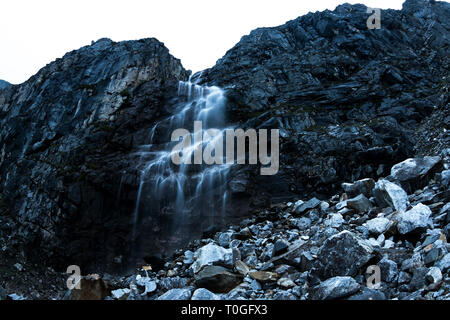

left=310, top=276, right=360, bottom=300
left=191, top=288, right=221, bottom=300
left=272, top=239, right=290, bottom=256
left=191, top=243, right=234, bottom=273
left=313, top=231, right=373, bottom=279
left=157, top=288, right=192, bottom=300
left=373, top=179, right=408, bottom=211
left=365, top=217, right=391, bottom=235
left=347, top=194, right=372, bottom=212
left=111, top=288, right=131, bottom=300
left=294, top=198, right=321, bottom=214
left=396, top=203, right=433, bottom=235
left=342, top=178, right=376, bottom=198
left=378, top=258, right=398, bottom=283
left=390, top=156, right=442, bottom=193
left=194, top=266, right=243, bottom=293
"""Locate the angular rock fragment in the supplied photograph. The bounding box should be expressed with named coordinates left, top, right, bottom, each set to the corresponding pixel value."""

left=313, top=231, right=373, bottom=279
left=310, top=276, right=360, bottom=300
left=373, top=179, right=408, bottom=211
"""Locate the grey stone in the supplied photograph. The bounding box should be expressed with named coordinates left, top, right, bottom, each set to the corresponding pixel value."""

left=111, top=288, right=131, bottom=300
left=191, top=243, right=234, bottom=273
left=293, top=217, right=312, bottom=231
left=342, top=178, right=376, bottom=198
left=324, top=213, right=345, bottom=228
left=294, top=198, right=321, bottom=214
left=313, top=231, right=373, bottom=279
left=347, top=194, right=372, bottom=212
left=272, top=239, right=290, bottom=256
left=311, top=276, right=360, bottom=300
left=373, top=179, right=408, bottom=211
left=135, top=276, right=157, bottom=295
left=397, top=271, right=412, bottom=285
left=425, top=267, right=442, bottom=289
left=157, top=288, right=192, bottom=300
left=194, top=266, right=243, bottom=293
left=397, top=203, right=433, bottom=235
left=365, top=217, right=391, bottom=235
left=390, top=156, right=442, bottom=193
left=378, top=258, right=398, bottom=283
left=434, top=253, right=450, bottom=273
left=191, top=288, right=221, bottom=300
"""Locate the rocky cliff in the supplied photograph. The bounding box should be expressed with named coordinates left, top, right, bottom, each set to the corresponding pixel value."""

left=0, top=0, right=449, bottom=282
left=0, top=80, right=10, bottom=90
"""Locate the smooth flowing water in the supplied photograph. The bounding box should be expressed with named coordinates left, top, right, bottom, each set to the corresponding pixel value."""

left=130, top=77, right=233, bottom=263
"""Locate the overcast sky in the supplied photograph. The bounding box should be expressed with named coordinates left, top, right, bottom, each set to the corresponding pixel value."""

left=0, top=0, right=409, bottom=84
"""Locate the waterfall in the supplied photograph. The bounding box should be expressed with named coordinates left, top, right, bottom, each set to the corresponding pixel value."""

left=130, top=76, right=233, bottom=264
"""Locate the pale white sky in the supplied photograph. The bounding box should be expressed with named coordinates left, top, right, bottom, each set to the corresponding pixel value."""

left=0, top=0, right=407, bottom=84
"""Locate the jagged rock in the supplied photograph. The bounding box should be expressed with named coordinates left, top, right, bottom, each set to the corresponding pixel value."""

left=0, top=80, right=10, bottom=90
left=390, top=157, right=442, bottom=193
left=294, top=198, right=321, bottom=214
left=409, top=267, right=429, bottom=291
left=347, top=194, right=372, bottom=212
left=324, top=213, right=345, bottom=228
left=191, top=288, right=221, bottom=300
left=435, top=253, right=450, bottom=273
left=396, top=203, right=433, bottom=235
left=397, top=271, right=412, bottom=285
left=135, top=275, right=157, bottom=295
left=425, top=267, right=442, bottom=290
left=158, top=277, right=189, bottom=291
left=194, top=266, right=243, bottom=293
left=440, top=170, right=450, bottom=187
left=293, top=217, right=312, bottom=230
left=277, top=278, right=295, bottom=289
left=378, top=258, right=399, bottom=283
left=342, top=178, right=376, bottom=198
left=424, top=240, right=448, bottom=265
left=365, top=217, right=392, bottom=235
left=191, top=243, right=234, bottom=273
left=313, top=231, right=373, bottom=279
left=217, top=232, right=234, bottom=248
left=373, top=179, right=409, bottom=211
left=111, top=288, right=130, bottom=300
left=272, top=239, right=290, bottom=256
left=157, top=288, right=192, bottom=300
left=311, top=276, right=360, bottom=300
left=401, top=252, right=424, bottom=271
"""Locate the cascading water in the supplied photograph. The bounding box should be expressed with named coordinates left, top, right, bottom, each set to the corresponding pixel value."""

left=130, top=76, right=233, bottom=265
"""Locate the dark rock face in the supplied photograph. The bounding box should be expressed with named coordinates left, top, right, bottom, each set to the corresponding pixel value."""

left=0, top=0, right=449, bottom=277
left=0, top=80, right=10, bottom=90
left=200, top=0, right=449, bottom=201
left=0, top=38, right=190, bottom=272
